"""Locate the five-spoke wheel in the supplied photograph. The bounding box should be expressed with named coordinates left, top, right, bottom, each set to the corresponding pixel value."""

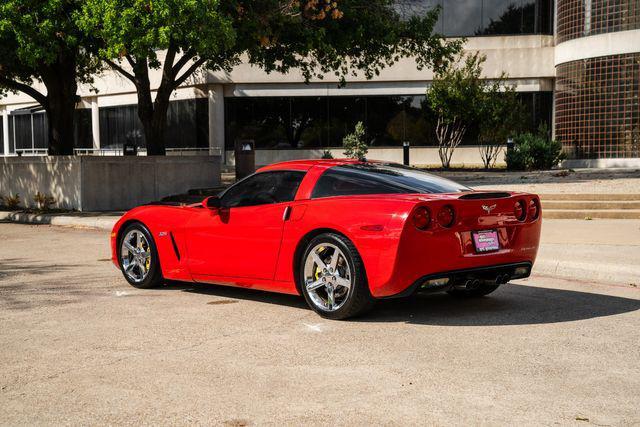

left=118, top=223, right=162, bottom=288
left=299, top=233, right=374, bottom=320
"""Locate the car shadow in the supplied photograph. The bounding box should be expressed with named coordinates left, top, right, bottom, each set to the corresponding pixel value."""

left=362, top=283, right=640, bottom=326
left=162, top=281, right=308, bottom=310
left=161, top=280, right=640, bottom=326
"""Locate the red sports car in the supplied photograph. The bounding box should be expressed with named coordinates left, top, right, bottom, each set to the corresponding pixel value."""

left=111, top=159, right=541, bottom=319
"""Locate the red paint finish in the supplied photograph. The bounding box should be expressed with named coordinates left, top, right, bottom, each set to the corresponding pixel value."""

left=111, top=159, right=542, bottom=298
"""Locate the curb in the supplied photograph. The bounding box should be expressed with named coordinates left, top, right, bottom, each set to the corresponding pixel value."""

left=0, top=211, right=119, bottom=231
left=533, top=259, right=639, bottom=286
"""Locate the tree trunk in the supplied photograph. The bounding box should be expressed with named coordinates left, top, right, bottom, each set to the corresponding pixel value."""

left=41, top=59, right=78, bottom=156
left=132, top=57, right=173, bottom=156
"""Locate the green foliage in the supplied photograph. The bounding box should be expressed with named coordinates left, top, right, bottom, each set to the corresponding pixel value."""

left=4, top=193, right=21, bottom=209
left=506, top=125, right=566, bottom=170
left=321, top=150, right=334, bottom=159
left=426, top=53, right=486, bottom=168
left=343, top=121, right=368, bottom=160
left=77, top=0, right=235, bottom=71
left=478, top=79, right=527, bottom=168
left=33, top=192, right=56, bottom=211
left=0, top=0, right=99, bottom=154
left=426, top=53, right=485, bottom=126
left=78, top=0, right=462, bottom=154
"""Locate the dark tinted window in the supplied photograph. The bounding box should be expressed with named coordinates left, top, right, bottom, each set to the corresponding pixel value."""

left=312, top=164, right=469, bottom=198
left=221, top=171, right=306, bottom=208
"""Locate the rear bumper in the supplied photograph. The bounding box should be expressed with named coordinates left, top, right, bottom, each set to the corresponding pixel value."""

left=383, top=261, right=533, bottom=299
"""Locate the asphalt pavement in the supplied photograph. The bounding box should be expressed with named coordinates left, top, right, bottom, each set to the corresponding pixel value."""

left=0, top=222, right=639, bottom=425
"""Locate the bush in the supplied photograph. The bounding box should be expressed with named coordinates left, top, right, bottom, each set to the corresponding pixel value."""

left=33, top=192, right=56, bottom=211
left=4, top=193, right=21, bottom=209
left=321, top=150, right=334, bottom=159
left=506, top=130, right=565, bottom=171
left=342, top=121, right=368, bottom=160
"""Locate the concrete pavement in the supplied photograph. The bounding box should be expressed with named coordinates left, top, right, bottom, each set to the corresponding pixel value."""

left=0, top=222, right=639, bottom=425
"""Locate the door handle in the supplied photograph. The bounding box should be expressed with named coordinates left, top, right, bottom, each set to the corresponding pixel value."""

left=283, top=206, right=292, bottom=221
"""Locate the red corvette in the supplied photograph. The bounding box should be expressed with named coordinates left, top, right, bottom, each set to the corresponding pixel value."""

left=111, top=159, right=541, bottom=319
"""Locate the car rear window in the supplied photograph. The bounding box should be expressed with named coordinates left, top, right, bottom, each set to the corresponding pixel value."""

left=311, top=164, right=469, bottom=198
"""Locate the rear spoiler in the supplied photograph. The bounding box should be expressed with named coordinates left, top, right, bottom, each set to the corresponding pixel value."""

left=458, top=192, right=511, bottom=200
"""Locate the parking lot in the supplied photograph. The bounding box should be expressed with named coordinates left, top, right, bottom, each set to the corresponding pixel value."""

left=1, top=222, right=639, bottom=425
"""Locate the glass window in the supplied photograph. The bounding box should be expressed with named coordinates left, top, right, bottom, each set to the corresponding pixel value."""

left=221, top=171, right=306, bottom=208
left=312, top=164, right=469, bottom=198
left=443, top=0, right=483, bottom=36
left=479, top=0, right=524, bottom=35
left=290, top=97, right=328, bottom=148
left=166, top=99, right=209, bottom=149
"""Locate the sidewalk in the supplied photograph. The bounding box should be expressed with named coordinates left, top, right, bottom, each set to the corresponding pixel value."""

left=0, top=210, right=121, bottom=231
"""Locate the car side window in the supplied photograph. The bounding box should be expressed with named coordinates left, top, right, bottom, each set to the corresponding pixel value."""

left=311, top=167, right=407, bottom=198
left=221, top=171, right=306, bottom=208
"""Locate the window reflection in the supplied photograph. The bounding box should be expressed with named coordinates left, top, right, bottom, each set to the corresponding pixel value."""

left=225, top=92, right=552, bottom=150
left=396, top=0, right=553, bottom=36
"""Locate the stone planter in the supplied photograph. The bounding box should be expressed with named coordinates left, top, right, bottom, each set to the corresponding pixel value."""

left=0, top=156, right=221, bottom=211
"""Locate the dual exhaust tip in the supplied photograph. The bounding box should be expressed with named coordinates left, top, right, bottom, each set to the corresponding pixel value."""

left=464, top=274, right=510, bottom=290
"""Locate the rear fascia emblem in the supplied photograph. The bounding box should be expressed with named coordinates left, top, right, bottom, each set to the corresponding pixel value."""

left=482, top=204, right=497, bottom=214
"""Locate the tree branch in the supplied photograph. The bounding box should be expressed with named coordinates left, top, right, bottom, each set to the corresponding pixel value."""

left=0, top=76, right=48, bottom=107
left=173, top=57, right=207, bottom=88
left=171, top=50, right=196, bottom=77
left=104, top=59, right=137, bottom=85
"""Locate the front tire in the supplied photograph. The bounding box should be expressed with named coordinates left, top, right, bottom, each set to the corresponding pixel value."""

left=299, top=233, right=375, bottom=320
left=117, top=222, right=163, bottom=289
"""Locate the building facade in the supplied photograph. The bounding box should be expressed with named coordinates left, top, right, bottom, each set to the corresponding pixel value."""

left=0, top=0, right=638, bottom=167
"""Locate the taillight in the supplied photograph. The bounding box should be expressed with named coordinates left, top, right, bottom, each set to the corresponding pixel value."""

left=528, top=198, right=540, bottom=220
left=514, top=200, right=527, bottom=221
left=437, top=205, right=455, bottom=228
left=412, top=206, right=431, bottom=230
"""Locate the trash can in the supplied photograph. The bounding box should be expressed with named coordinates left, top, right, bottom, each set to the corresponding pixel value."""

left=235, top=139, right=255, bottom=180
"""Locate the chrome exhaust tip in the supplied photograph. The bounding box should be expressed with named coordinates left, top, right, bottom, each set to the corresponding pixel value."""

left=466, top=279, right=481, bottom=290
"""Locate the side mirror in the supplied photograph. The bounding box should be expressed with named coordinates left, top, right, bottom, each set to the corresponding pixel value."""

left=202, top=196, right=221, bottom=210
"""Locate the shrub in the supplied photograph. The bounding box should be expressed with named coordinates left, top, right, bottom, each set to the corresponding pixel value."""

left=33, top=192, right=56, bottom=211
left=506, top=129, right=565, bottom=171
left=4, top=194, right=21, bottom=209
left=321, top=150, right=334, bottom=159
left=342, top=121, right=368, bottom=160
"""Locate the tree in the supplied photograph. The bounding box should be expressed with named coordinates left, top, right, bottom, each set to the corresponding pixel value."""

left=426, top=53, right=485, bottom=169
left=0, top=0, right=98, bottom=155
left=79, top=0, right=462, bottom=155
left=477, top=78, right=526, bottom=169
left=342, top=121, right=367, bottom=160
left=77, top=0, right=235, bottom=155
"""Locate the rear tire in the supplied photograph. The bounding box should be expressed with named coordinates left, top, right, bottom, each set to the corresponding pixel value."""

left=447, top=284, right=501, bottom=298
left=117, top=222, right=163, bottom=289
left=299, top=233, right=375, bottom=320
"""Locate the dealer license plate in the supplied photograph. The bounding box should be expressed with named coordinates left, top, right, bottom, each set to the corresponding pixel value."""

left=472, top=230, right=500, bottom=253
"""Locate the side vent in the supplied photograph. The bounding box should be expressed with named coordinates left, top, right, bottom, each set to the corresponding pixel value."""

left=169, top=232, right=181, bottom=260
left=459, top=192, right=511, bottom=200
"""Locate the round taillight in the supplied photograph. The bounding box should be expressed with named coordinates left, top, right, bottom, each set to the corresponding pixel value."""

left=514, top=200, right=527, bottom=221
left=437, top=205, right=455, bottom=228
left=528, top=198, right=540, bottom=220
left=413, top=206, right=431, bottom=230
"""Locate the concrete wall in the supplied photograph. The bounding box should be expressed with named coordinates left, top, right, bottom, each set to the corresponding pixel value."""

left=0, top=156, right=221, bottom=211
left=224, top=146, right=505, bottom=168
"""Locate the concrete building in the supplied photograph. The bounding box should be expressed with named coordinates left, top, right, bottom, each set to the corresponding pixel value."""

left=0, top=0, right=638, bottom=168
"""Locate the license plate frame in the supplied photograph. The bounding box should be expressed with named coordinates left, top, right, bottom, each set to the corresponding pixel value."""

left=472, top=230, right=500, bottom=253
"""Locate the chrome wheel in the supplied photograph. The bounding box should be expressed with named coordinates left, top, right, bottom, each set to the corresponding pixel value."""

left=303, top=243, right=352, bottom=312
left=120, top=229, right=152, bottom=284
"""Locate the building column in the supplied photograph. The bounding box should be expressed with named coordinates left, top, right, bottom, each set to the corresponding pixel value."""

left=2, top=109, right=9, bottom=156
left=208, top=84, right=225, bottom=162
left=90, top=97, right=101, bottom=150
